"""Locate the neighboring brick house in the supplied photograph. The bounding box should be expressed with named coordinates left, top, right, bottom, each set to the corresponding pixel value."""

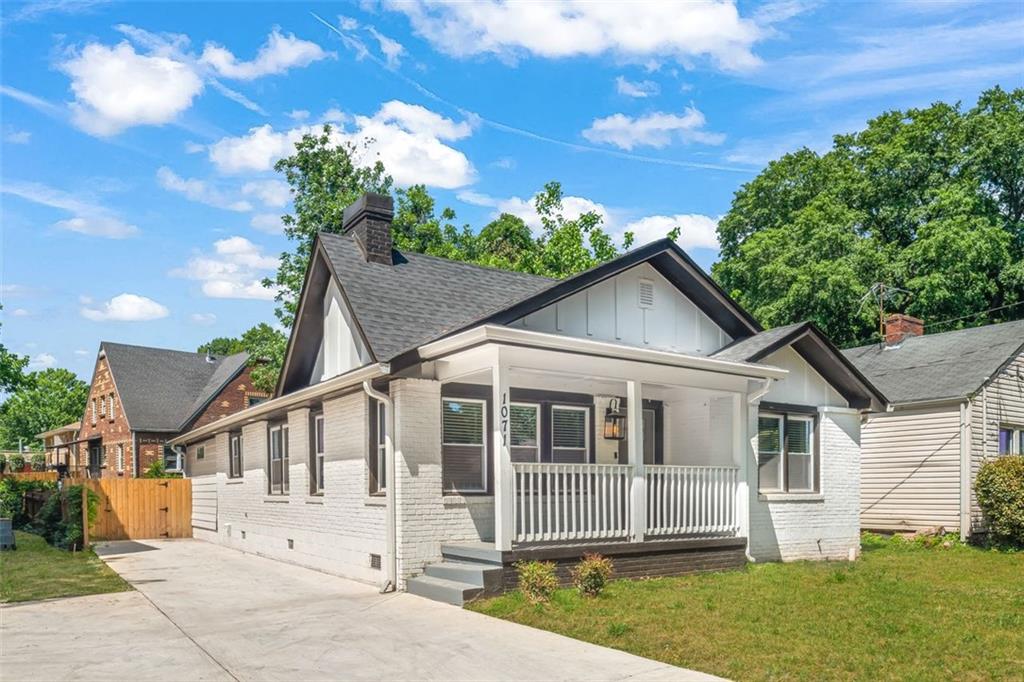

left=78, top=342, right=268, bottom=478
left=172, top=192, right=886, bottom=605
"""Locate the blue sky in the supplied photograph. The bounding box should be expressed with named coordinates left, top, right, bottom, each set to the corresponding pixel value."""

left=1, top=0, right=1021, bottom=381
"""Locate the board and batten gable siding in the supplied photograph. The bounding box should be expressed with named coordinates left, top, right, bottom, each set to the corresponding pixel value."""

left=509, top=262, right=732, bottom=355
left=859, top=404, right=962, bottom=532
left=185, top=392, right=388, bottom=585
left=968, top=347, right=1024, bottom=530
left=313, top=278, right=372, bottom=383
left=760, top=346, right=846, bottom=408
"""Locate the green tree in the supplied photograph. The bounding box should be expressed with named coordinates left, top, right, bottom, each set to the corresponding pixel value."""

left=0, top=368, right=89, bottom=450
left=239, top=323, right=287, bottom=394
left=714, top=86, right=1024, bottom=347
left=0, top=313, right=28, bottom=393
left=196, top=337, right=245, bottom=356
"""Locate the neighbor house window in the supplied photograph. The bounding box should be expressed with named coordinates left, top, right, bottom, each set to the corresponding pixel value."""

left=442, top=398, right=487, bottom=493
left=758, top=412, right=816, bottom=493
left=164, top=446, right=182, bottom=472
left=229, top=433, right=243, bottom=478
left=91, top=398, right=96, bottom=424
left=510, top=403, right=540, bottom=462
left=551, top=405, right=589, bottom=463
left=999, top=426, right=1024, bottom=456
left=100, top=396, right=106, bottom=418
left=311, top=413, right=325, bottom=494
left=109, top=394, right=116, bottom=421
left=268, top=423, right=289, bottom=495
left=196, top=445, right=205, bottom=461
left=116, top=444, right=124, bottom=473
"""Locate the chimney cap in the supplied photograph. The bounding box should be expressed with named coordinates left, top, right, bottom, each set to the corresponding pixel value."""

left=342, top=192, right=393, bottom=232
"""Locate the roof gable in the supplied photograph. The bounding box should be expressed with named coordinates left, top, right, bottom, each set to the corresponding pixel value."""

left=843, top=320, right=1024, bottom=404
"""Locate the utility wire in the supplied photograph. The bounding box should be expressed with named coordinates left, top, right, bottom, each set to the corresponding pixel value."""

left=925, top=301, right=1024, bottom=331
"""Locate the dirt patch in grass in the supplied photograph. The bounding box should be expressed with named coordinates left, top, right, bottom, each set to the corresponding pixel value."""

left=1, top=531, right=131, bottom=603
left=471, top=541, right=1024, bottom=680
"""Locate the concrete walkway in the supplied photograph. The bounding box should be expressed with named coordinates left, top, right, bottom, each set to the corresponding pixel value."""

left=3, top=539, right=719, bottom=681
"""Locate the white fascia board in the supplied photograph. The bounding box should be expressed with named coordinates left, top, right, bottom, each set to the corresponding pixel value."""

left=169, top=362, right=389, bottom=446
left=419, top=325, right=788, bottom=381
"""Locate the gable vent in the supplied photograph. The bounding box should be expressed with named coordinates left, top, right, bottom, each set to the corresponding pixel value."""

left=638, top=279, right=655, bottom=309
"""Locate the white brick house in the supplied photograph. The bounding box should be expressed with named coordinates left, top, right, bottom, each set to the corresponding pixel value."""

left=172, top=193, right=887, bottom=604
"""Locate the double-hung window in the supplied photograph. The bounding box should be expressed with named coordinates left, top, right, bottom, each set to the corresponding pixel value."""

left=551, top=405, right=589, bottom=463
left=91, top=398, right=96, bottom=424
left=509, top=403, right=540, bottom=462
left=116, top=444, right=124, bottom=473
left=268, top=423, right=289, bottom=495
left=442, top=398, right=487, bottom=493
left=375, top=402, right=387, bottom=492
left=998, top=425, right=1024, bottom=456
left=758, top=412, right=816, bottom=493
left=229, top=433, right=243, bottom=478
left=311, top=414, right=325, bottom=494
left=109, top=394, right=116, bottom=421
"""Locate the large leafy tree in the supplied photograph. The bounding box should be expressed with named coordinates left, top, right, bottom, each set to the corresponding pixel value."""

left=0, top=313, right=28, bottom=393
left=0, top=368, right=89, bottom=450
left=714, top=86, right=1024, bottom=347
left=198, top=323, right=287, bottom=394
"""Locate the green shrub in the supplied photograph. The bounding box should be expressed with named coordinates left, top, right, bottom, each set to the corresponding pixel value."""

left=30, top=453, right=46, bottom=471
left=515, top=560, right=558, bottom=604
left=571, top=553, right=614, bottom=597
left=975, top=455, right=1024, bottom=546
left=64, top=484, right=100, bottom=550
left=0, top=477, right=57, bottom=526
left=9, top=453, right=25, bottom=472
left=0, top=454, right=7, bottom=473
left=143, top=459, right=180, bottom=478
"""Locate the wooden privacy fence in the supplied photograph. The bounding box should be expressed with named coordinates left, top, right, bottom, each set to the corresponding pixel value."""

left=78, top=478, right=193, bottom=541
left=1, top=471, right=59, bottom=482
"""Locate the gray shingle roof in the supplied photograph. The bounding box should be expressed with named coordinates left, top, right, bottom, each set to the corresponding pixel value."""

left=711, top=322, right=807, bottom=362
left=842, top=320, right=1024, bottom=404
left=101, top=342, right=248, bottom=431
left=320, top=233, right=555, bottom=360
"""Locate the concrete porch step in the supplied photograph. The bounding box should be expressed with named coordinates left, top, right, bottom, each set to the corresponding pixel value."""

left=424, top=560, right=503, bottom=589
left=440, top=542, right=504, bottom=565
left=406, top=574, right=483, bottom=606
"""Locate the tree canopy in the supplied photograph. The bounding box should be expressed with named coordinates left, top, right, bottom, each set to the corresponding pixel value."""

left=713, top=86, right=1024, bottom=347
left=0, top=368, right=89, bottom=450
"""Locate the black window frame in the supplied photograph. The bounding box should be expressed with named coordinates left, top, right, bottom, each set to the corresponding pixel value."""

left=267, top=422, right=289, bottom=495
left=310, top=411, right=325, bottom=494
left=757, top=402, right=820, bottom=494
left=228, top=432, right=243, bottom=479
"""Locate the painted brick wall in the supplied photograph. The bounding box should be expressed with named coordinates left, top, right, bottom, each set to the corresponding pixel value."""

left=748, top=409, right=862, bottom=561
left=186, top=392, right=387, bottom=585
left=78, top=354, right=133, bottom=477
left=393, top=378, right=494, bottom=588
left=189, top=365, right=270, bottom=430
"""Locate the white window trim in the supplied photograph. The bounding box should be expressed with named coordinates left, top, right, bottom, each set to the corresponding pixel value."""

left=441, top=397, right=488, bottom=493
left=786, top=414, right=815, bottom=493
left=116, top=444, right=124, bottom=473
left=91, top=398, right=96, bottom=424
left=551, top=404, right=590, bottom=461
left=100, top=396, right=106, bottom=418
left=229, top=434, right=243, bottom=479
left=268, top=424, right=289, bottom=496
left=998, top=424, right=1024, bottom=456
left=313, top=414, right=325, bottom=494
left=375, top=402, right=387, bottom=492
left=758, top=412, right=816, bottom=494
left=510, top=402, right=541, bottom=462
left=758, top=413, right=785, bottom=493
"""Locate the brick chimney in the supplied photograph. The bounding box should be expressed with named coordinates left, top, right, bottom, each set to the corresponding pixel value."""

left=884, top=313, right=924, bottom=345
left=342, top=193, right=393, bottom=265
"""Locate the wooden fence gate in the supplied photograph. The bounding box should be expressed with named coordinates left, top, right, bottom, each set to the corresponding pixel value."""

left=83, top=478, right=193, bottom=541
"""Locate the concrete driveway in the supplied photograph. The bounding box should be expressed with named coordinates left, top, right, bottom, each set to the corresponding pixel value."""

left=2, top=539, right=717, bottom=681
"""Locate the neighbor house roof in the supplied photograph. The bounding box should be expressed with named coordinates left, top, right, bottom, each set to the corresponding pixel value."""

left=100, top=342, right=249, bottom=432
left=36, top=422, right=81, bottom=439
left=842, top=320, right=1024, bottom=405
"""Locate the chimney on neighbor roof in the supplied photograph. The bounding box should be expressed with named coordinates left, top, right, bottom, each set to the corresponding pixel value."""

left=884, top=313, right=924, bottom=345
left=342, top=193, right=394, bottom=265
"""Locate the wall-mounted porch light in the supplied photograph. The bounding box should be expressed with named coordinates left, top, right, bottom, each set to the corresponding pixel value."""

left=603, top=397, right=626, bottom=440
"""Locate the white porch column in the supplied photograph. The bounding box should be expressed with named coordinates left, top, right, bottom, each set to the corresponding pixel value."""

left=492, top=348, right=514, bottom=551
left=627, top=379, right=645, bottom=542
left=732, top=392, right=751, bottom=543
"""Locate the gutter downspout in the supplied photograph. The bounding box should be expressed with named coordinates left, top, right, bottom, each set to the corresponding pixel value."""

left=363, top=380, right=396, bottom=594
left=747, top=378, right=772, bottom=404
left=744, top=378, right=772, bottom=562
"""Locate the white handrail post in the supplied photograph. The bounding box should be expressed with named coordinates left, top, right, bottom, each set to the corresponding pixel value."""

left=627, top=380, right=645, bottom=543
left=492, top=349, right=514, bottom=551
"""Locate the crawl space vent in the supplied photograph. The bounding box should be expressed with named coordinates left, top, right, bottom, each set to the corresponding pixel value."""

left=638, top=279, right=655, bottom=309
left=369, top=553, right=382, bottom=570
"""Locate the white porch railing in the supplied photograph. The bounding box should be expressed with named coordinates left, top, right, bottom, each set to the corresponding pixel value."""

left=512, top=463, right=631, bottom=543
left=645, top=465, right=739, bottom=536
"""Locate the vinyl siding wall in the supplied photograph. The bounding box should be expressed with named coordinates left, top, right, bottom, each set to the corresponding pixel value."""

left=859, top=404, right=962, bottom=532
left=968, top=348, right=1024, bottom=531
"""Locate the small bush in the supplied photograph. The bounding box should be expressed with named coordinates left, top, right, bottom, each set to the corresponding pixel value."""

left=9, top=453, right=25, bottom=472
left=30, top=453, right=46, bottom=471
left=975, top=455, right=1024, bottom=546
left=571, top=553, right=614, bottom=597
left=0, top=477, right=57, bottom=526
left=143, top=459, right=181, bottom=479
left=515, top=560, right=558, bottom=604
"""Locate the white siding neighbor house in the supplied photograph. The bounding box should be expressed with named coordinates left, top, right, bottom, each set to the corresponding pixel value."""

left=845, top=316, right=1024, bottom=539
left=171, top=193, right=886, bottom=605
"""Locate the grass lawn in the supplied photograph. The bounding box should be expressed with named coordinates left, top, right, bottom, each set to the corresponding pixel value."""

left=470, top=537, right=1024, bottom=681
left=0, top=531, right=131, bottom=603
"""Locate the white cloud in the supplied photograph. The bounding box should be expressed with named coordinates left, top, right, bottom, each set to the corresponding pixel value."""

left=368, top=27, right=405, bottom=68
left=208, top=101, right=476, bottom=188
left=156, top=167, right=252, bottom=211
left=200, top=28, right=332, bottom=80
left=184, top=141, right=205, bottom=153
left=189, top=312, right=217, bottom=325
left=458, top=190, right=610, bottom=236
left=0, top=85, right=65, bottom=118
left=250, top=213, right=285, bottom=234
left=74, top=349, right=90, bottom=357
left=170, top=236, right=279, bottom=300
left=28, top=352, right=57, bottom=370
left=288, top=109, right=310, bottom=121
left=615, top=76, right=660, bottom=98
left=1, top=180, right=139, bottom=238
left=80, top=293, right=169, bottom=321
left=384, top=0, right=763, bottom=71
left=60, top=41, right=204, bottom=136
left=582, top=106, right=725, bottom=151
left=11, top=308, right=31, bottom=317
left=621, top=213, right=720, bottom=250
left=241, top=179, right=291, bottom=207
left=4, top=127, right=32, bottom=144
